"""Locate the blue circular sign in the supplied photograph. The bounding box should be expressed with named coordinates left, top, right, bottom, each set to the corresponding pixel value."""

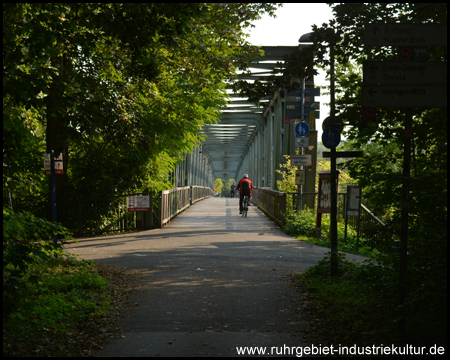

left=322, top=127, right=341, bottom=149
left=295, top=122, right=310, bottom=137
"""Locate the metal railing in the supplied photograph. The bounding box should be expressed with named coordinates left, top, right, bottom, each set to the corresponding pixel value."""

left=252, top=187, right=287, bottom=227
left=159, top=186, right=214, bottom=227
left=42, top=186, right=214, bottom=236
left=346, top=203, right=395, bottom=252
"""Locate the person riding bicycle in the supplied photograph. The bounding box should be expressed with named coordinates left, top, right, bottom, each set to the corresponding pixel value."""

left=236, top=174, right=253, bottom=214
left=230, top=183, right=236, bottom=198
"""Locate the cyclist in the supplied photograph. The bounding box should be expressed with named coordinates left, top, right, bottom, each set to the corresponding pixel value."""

left=230, top=183, right=236, bottom=198
left=236, top=174, right=253, bottom=214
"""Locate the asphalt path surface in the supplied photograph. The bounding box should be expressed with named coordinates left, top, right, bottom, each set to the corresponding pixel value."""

left=65, top=197, right=367, bottom=357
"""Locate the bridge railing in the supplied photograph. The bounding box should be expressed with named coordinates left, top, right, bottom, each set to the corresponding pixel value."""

left=252, top=187, right=287, bottom=227
left=38, top=186, right=214, bottom=237
left=159, top=186, right=214, bottom=227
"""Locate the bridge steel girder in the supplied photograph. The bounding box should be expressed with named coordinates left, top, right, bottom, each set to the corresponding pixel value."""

left=174, top=45, right=318, bottom=193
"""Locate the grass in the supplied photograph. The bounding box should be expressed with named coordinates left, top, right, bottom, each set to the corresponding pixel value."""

left=3, top=251, right=128, bottom=357
left=297, top=253, right=399, bottom=346
left=284, top=210, right=447, bottom=349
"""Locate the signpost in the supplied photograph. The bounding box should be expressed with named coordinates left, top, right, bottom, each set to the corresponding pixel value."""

left=344, top=185, right=362, bottom=245
left=364, top=22, right=447, bottom=336
left=364, top=23, right=447, bottom=47
left=362, top=84, right=447, bottom=108
left=295, top=136, right=309, bottom=148
left=322, top=127, right=341, bottom=149
left=127, top=195, right=151, bottom=212
left=44, top=151, right=64, bottom=249
left=316, top=171, right=339, bottom=238
left=44, top=153, right=63, bottom=175
left=363, top=61, right=446, bottom=84
left=295, top=122, right=310, bottom=137
left=291, top=154, right=311, bottom=167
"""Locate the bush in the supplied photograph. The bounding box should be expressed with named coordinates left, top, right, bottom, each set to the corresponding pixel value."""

left=3, top=206, right=73, bottom=316
left=283, top=208, right=316, bottom=237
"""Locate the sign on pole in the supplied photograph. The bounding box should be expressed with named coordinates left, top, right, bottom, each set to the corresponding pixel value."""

left=322, top=127, right=341, bottom=149
left=44, top=153, right=63, bottom=175
left=363, top=61, right=447, bottom=85
left=362, top=84, right=447, bottom=108
left=317, top=171, right=339, bottom=214
left=295, top=136, right=309, bottom=148
left=364, top=23, right=447, bottom=47
left=295, top=169, right=305, bottom=186
left=295, top=122, right=310, bottom=137
left=291, top=154, right=311, bottom=167
left=127, top=196, right=150, bottom=212
left=347, top=186, right=362, bottom=216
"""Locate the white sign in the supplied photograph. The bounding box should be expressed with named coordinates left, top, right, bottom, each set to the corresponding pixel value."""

left=365, top=23, right=447, bottom=47
left=363, top=61, right=447, bottom=85
left=127, top=196, right=150, bottom=212
left=295, top=137, right=309, bottom=148
left=44, top=153, right=63, bottom=175
left=347, top=186, right=361, bottom=216
left=291, top=154, right=311, bottom=167
left=362, top=85, right=447, bottom=108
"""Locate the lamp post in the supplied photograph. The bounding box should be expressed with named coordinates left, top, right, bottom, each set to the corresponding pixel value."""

left=300, top=29, right=339, bottom=275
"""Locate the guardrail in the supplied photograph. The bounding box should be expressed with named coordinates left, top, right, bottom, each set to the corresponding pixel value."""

left=252, top=187, right=287, bottom=227
left=159, top=186, right=213, bottom=227
left=47, top=186, right=213, bottom=236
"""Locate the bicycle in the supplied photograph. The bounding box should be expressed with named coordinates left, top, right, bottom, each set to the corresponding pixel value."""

left=242, top=195, right=249, bottom=217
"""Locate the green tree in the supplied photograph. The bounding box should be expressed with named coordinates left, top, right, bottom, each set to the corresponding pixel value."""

left=312, top=3, right=446, bottom=345
left=3, top=3, right=279, bottom=211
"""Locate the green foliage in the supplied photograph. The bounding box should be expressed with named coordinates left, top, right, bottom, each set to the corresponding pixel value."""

left=284, top=209, right=379, bottom=258
left=299, top=251, right=447, bottom=347
left=3, top=206, right=74, bottom=316
left=299, top=253, right=399, bottom=345
left=284, top=208, right=316, bottom=238
left=3, top=3, right=279, bottom=209
left=276, top=155, right=297, bottom=194
left=3, top=251, right=113, bottom=357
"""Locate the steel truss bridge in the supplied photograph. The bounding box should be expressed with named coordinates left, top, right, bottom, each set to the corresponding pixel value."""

left=172, top=45, right=320, bottom=195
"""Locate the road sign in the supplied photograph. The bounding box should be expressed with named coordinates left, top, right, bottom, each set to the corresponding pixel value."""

left=291, top=154, right=311, bottom=167
left=362, top=108, right=377, bottom=122
left=44, top=153, right=63, bottom=175
left=322, top=116, right=344, bottom=133
left=363, top=61, right=447, bottom=85
left=295, top=136, right=309, bottom=148
left=322, top=127, right=341, bottom=149
left=362, top=84, right=447, bottom=108
left=295, top=169, right=305, bottom=185
left=295, top=122, right=310, bottom=137
left=365, top=23, right=447, bottom=47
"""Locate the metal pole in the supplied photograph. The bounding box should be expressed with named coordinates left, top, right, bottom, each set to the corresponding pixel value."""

left=50, top=150, right=58, bottom=248
left=399, top=108, right=412, bottom=343
left=329, top=36, right=339, bottom=275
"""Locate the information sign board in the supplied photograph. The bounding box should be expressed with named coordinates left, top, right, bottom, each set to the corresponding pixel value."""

left=363, top=61, right=447, bottom=85
left=291, top=154, right=311, bottom=167
left=317, top=171, right=339, bottom=214
left=295, top=169, right=305, bottom=186
left=347, top=186, right=361, bottom=216
left=127, top=196, right=150, bottom=212
left=362, top=84, right=447, bottom=108
left=295, top=136, right=309, bottom=148
left=365, top=23, right=447, bottom=47
left=44, top=153, right=63, bottom=175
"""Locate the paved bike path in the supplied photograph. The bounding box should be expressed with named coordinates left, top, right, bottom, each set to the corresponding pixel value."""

left=65, top=197, right=367, bottom=357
